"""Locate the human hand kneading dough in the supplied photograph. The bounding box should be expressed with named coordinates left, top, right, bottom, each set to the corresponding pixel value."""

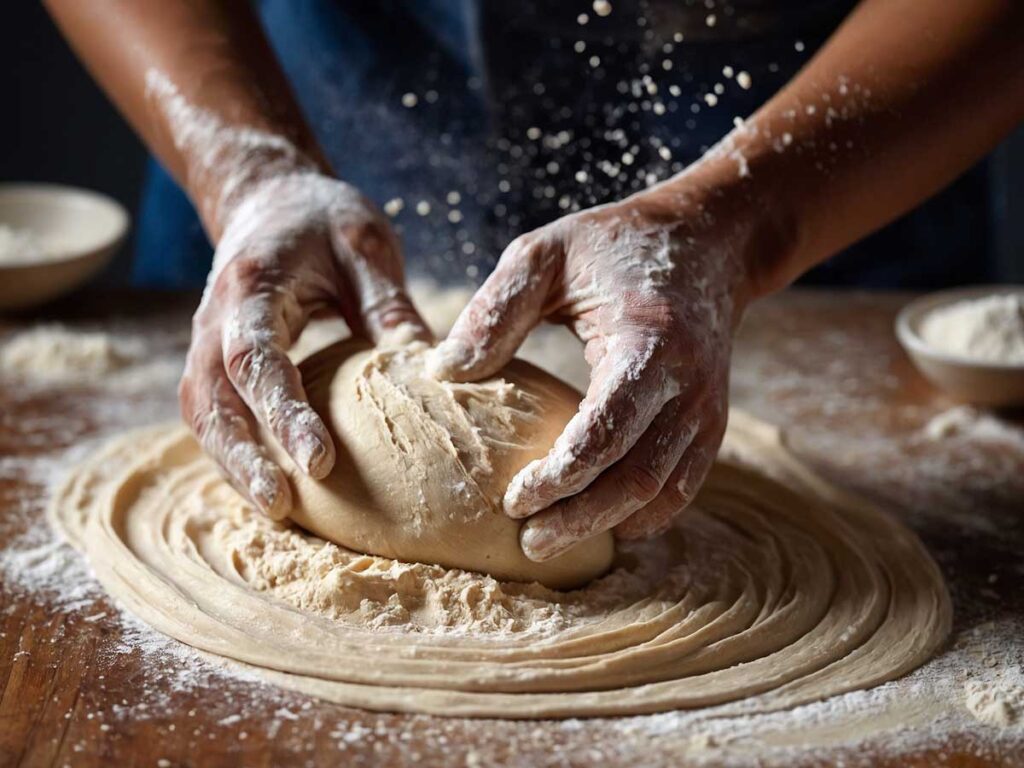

left=425, top=0, right=1024, bottom=562
left=181, top=173, right=430, bottom=519
left=430, top=182, right=750, bottom=562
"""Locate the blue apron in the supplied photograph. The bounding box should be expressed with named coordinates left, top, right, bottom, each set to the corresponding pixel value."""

left=133, top=0, right=992, bottom=289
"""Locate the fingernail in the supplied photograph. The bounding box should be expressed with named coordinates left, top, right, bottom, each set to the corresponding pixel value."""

left=250, top=462, right=291, bottom=520
left=520, top=522, right=564, bottom=562
left=297, top=435, right=333, bottom=479
left=503, top=481, right=529, bottom=518
left=426, top=338, right=474, bottom=380
left=287, top=405, right=335, bottom=479
left=503, top=467, right=541, bottom=519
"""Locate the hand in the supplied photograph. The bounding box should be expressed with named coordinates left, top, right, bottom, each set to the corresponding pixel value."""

left=180, top=172, right=430, bottom=518
left=430, top=184, right=753, bottom=562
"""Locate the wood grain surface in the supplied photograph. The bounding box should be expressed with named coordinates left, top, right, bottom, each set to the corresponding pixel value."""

left=0, top=289, right=1021, bottom=767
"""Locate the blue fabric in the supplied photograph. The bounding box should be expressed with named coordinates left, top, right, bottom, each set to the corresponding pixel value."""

left=133, top=157, right=213, bottom=286
left=132, top=0, right=993, bottom=289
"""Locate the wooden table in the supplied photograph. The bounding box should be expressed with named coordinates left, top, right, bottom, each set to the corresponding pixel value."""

left=1, top=290, right=1021, bottom=767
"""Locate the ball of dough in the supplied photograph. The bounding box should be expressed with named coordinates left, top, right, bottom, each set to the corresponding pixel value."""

left=271, top=339, right=615, bottom=589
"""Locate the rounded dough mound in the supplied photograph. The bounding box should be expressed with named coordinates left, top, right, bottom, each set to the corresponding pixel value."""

left=273, top=339, right=614, bottom=589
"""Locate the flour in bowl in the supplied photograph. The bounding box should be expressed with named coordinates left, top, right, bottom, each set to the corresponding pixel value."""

left=0, top=224, right=47, bottom=264
left=919, top=294, right=1024, bottom=365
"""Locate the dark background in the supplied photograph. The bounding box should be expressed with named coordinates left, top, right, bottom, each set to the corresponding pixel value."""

left=2, top=3, right=147, bottom=282
left=2, top=2, right=1022, bottom=286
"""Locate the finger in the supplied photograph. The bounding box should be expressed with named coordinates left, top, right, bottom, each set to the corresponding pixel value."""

left=427, top=235, right=555, bottom=382
left=519, top=399, right=698, bottom=562
left=504, top=333, right=681, bottom=519
left=222, top=293, right=336, bottom=479
left=328, top=224, right=433, bottom=345
left=180, top=353, right=293, bottom=520
left=613, top=413, right=727, bottom=541
left=361, top=286, right=434, bottom=347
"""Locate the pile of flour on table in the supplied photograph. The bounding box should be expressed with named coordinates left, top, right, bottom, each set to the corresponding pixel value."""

left=0, top=323, right=186, bottom=389
left=0, top=325, right=143, bottom=381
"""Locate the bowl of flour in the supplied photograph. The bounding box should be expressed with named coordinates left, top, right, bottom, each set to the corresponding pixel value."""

left=0, top=183, right=129, bottom=311
left=897, top=286, right=1024, bottom=406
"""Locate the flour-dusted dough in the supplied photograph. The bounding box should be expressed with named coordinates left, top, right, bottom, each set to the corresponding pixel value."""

left=267, top=339, right=613, bottom=589
left=51, top=410, right=951, bottom=719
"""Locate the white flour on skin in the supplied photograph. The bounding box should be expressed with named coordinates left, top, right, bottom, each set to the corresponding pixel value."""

left=191, top=173, right=408, bottom=496
left=699, top=119, right=756, bottom=180
left=459, top=203, right=741, bottom=537
left=148, top=70, right=421, bottom=494
left=145, top=70, right=318, bottom=238
left=505, top=330, right=680, bottom=521
left=920, top=294, right=1024, bottom=365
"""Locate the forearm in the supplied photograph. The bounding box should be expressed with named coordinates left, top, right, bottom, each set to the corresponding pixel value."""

left=655, top=0, right=1024, bottom=296
left=44, top=0, right=328, bottom=239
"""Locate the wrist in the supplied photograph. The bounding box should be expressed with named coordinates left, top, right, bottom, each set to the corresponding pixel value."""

left=190, top=136, right=327, bottom=243
left=648, top=125, right=803, bottom=302
left=144, top=69, right=330, bottom=243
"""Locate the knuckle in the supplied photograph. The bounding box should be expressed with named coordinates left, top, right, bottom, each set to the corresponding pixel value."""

left=618, top=296, right=682, bottom=337
left=617, top=464, right=663, bottom=505
left=224, top=340, right=279, bottom=393
left=190, top=306, right=215, bottom=335
left=220, top=256, right=273, bottom=295
left=648, top=305, right=685, bottom=337
left=224, top=342, right=260, bottom=387
left=368, top=294, right=419, bottom=328
left=675, top=451, right=713, bottom=505
left=502, top=233, right=533, bottom=260
left=562, top=511, right=596, bottom=541
left=340, top=217, right=399, bottom=265
left=187, top=401, right=217, bottom=445
left=501, top=232, right=556, bottom=274
left=581, top=402, right=636, bottom=459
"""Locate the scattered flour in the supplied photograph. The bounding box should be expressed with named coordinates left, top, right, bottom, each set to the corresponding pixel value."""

left=965, top=667, right=1024, bottom=728
left=0, top=325, right=141, bottom=380
left=0, top=324, right=183, bottom=388
left=923, top=406, right=1024, bottom=449
left=920, top=294, right=1024, bottom=365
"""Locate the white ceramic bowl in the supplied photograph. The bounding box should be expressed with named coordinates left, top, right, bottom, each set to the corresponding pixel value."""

left=0, top=183, right=129, bottom=311
left=895, top=285, right=1024, bottom=407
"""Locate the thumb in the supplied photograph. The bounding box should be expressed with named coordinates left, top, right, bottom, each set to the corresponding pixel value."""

left=428, top=236, right=556, bottom=382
